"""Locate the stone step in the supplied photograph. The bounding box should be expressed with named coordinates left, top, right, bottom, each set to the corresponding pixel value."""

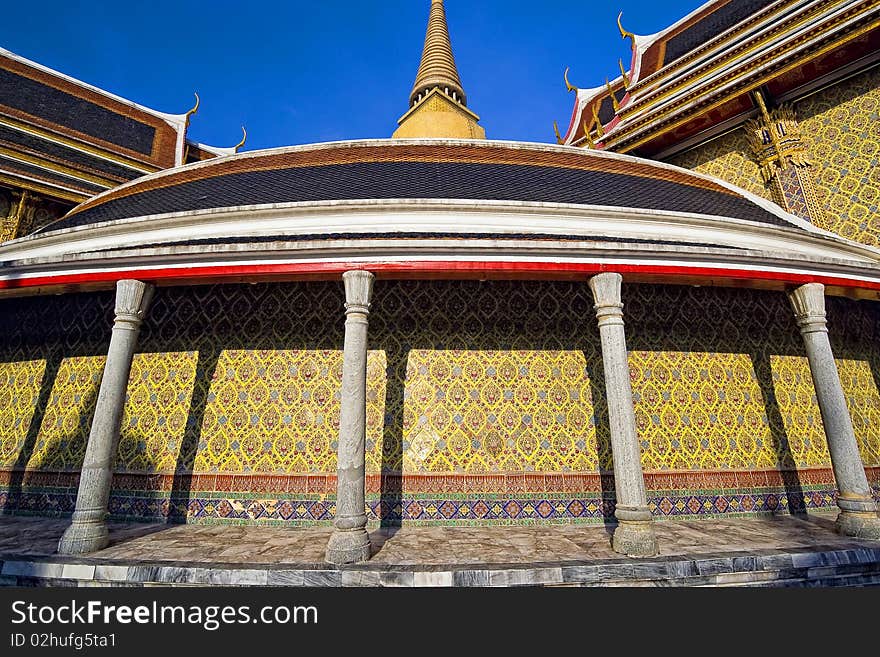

left=574, top=561, right=880, bottom=587
left=4, top=545, right=880, bottom=587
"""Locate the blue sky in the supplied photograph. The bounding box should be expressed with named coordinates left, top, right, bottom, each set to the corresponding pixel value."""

left=3, top=1, right=704, bottom=150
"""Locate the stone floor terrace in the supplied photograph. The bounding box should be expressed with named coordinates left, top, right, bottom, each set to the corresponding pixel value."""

left=1, top=511, right=879, bottom=586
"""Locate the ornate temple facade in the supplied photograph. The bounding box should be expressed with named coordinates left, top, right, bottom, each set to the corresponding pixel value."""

left=561, top=0, right=878, bottom=245
left=0, top=0, right=878, bottom=564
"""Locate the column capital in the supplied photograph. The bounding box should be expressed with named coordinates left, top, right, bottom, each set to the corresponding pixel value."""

left=788, top=282, right=827, bottom=333
left=589, top=272, right=624, bottom=325
left=588, top=272, right=623, bottom=306
left=343, top=270, right=375, bottom=315
left=114, top=279, right=154, bottom=328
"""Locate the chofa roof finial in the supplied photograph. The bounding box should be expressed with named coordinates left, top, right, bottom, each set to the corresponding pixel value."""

left=233, top=126, right=247, bottom=153
left=184, top=92, right=200, bottom=126
left=564, top=67, right=578, bottom=93
left=553, top=120, right=564, bottom=145
left=617, top=12, right=636, bottom=51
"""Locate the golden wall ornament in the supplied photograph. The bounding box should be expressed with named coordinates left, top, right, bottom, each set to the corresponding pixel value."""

left=744, top=91, right=821, bottom=222
left=745, top=93, right=811, bottom=182
left=666, top=68, right=879, bottom=247
left=0, top=190, right=14, bottom=243
left=0, top=190, right=37, bottom=242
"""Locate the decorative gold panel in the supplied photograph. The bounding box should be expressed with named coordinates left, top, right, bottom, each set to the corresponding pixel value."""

left=837, top=358, right=880, bottom=467
left=27, top=356, right=103, bottom=471
left=665, top=128, right=771, bottom=202
left=193, top=349, right=387, bottom=474
left=796, top=66, right=880, bottom=247
left=631, top=351, right=777, bottom=470
left=0, top=360, right=46, bottom=468
left=116, top=352, right=198, bottom=473
left=402, top=349, right=604, bottom=473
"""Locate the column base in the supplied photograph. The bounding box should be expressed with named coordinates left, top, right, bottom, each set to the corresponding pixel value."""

left=835, top=511, right=880, bottom=540
left=612, top=519, right=659, bottom=557
left=57, top=520, right=109, bottom=555
left=325, top=528, right=372, bottom=565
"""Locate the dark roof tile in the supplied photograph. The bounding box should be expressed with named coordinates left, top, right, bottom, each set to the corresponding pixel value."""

left=663, top=0, right=777, bottom=66
left=47, top=159, right=784, bottom=231
left=0, top=67, right=156, bottom=155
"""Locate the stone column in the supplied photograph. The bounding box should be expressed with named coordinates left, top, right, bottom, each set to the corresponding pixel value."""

left=789, top=283, right=880, bottom=539
left=58, top=279, right=154, bottom=555
left=589, top=273, right=658, bottom=556
left=326, top=270, right=375, bottom=565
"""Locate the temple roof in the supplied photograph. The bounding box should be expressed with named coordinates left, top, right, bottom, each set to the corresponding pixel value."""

left=47, top=140, right=791, bottom=230
left=0, top=47, right=219, bottom=204
left=3, top=139, right=879, bottom=298
left=561, top=0, right=879, bottom=156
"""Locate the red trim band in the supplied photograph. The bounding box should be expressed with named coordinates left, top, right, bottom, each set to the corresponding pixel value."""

left=1, top=260, right=879, bottom=294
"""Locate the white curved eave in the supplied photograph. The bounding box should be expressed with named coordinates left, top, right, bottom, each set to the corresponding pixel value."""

left=1, top=199, right=879, bottom=289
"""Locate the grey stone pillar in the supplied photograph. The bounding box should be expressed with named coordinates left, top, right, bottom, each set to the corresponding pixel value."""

left=326, top=270, right=375, bottom=565
left=789, top=283, right=880, bottom=539
left=589, top=273, right=658, bottom=556
left=58, top=279, right=154, bottom=555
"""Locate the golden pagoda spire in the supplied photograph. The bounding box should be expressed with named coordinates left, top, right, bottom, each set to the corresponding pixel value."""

left=410, top=0, right=466, bottom=107
left=393, top=0, right=485, bottom=139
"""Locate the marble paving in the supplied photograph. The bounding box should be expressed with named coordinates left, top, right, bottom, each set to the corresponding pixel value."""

left=0, top=511, right=876, bottom=567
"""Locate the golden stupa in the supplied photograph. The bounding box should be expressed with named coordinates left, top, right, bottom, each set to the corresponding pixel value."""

left=392, top=0, right=485, bottom=139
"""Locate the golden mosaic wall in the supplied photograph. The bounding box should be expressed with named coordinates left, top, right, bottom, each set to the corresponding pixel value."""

left=194, top=349, right=387, bottom=474
left=626, top=287, right=880, bottom=472
left=0, top=292, right=112, bottom=475
left=0, top=351, right=198, bottom=473
left=0, top=282, right=878, bottom=510
left=26, top=356, right=103, bottom=471
left=665, top=127, right=771, bottom=202
left=0, top=359, right=45, bottom=468
left=401, top=349, right=605, bottom=473
left=795, top=66, right=880, bottom=247
left=365, top=281, right=614, bottom=478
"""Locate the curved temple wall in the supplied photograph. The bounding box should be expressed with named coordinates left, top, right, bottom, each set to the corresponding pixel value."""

left=0, top=280, right=878, bottom=525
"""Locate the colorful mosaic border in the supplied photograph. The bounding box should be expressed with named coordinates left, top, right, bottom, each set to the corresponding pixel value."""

left=1, top=468, right=876, bottom=525
left=0, top=487, right=858, bottom=525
